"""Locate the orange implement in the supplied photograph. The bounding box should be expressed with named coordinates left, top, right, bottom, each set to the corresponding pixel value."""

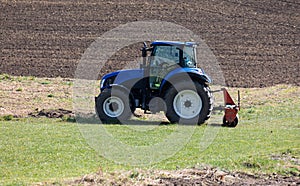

left=222, top=88, right=240, bottom=127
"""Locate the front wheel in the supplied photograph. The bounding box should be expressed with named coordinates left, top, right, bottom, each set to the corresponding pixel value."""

left=164, top=81, right=213, bottom=125
left=95, top=88, right=134, bottom=123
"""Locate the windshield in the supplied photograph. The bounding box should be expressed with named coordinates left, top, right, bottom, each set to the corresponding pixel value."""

left=152, top=45, right=179, bottom=64
left=151, top=45, right=196, bottom=68
left=183, top=46, right=196, bottom=67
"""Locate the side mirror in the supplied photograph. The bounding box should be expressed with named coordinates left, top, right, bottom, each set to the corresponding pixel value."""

left=143, top=42, right=147, bottom=48
left=141, top=42, right=147, bottom=58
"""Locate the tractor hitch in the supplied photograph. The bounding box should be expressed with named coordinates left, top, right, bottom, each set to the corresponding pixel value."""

left=222, top=88, right=240, bottom=127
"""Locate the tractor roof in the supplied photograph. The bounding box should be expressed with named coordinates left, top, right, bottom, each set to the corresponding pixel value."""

left=151, top=40, right=196, bottom=47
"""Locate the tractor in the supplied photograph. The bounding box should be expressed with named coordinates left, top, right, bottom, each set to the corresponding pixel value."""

left=95, top=41, right=239, bottom=126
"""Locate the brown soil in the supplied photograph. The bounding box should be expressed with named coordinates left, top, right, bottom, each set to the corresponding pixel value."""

left=1, top=0, right=299, bottom=87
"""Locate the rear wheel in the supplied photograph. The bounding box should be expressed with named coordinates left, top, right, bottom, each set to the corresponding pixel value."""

left=95, top=88, right=134, bottom=123
left=164, top=81, right=213, bottom=125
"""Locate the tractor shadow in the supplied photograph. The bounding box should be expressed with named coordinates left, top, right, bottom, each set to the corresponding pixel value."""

left=75, top=116, right=223, bottom=127
left=74, top=112, right=223, bottom=127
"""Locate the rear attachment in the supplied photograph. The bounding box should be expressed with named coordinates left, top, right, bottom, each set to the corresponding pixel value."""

left=221, top=88, right=240, bottom=127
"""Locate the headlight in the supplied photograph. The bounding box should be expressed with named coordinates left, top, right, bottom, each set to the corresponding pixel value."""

left=100, top=77, right=115, bottom=89
left=100, top=79, right=106, bottom=89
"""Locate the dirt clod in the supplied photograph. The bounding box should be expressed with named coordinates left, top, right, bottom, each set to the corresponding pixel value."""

left=29, top=108, right=74, bottom=119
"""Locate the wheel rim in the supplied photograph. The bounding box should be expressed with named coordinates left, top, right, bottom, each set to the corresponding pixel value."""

left=173, top=90, right=202, bottom=119
left=103, top=96, right=125, bottom=118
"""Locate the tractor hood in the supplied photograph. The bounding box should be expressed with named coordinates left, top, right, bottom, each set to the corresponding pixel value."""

left=114, top=69, right=144, bottom=84
left=100, top=69, right=144, bottom=90
left=102, top=69, right=144, bottom=81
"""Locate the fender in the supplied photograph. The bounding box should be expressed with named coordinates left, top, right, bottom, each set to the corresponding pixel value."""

left=159, top=67, right=211, bottom=95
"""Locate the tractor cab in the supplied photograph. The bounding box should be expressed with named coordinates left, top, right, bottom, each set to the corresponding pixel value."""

left=142, top=41, right=198, bottom=89
left=150, top=41, right=197, bottom=68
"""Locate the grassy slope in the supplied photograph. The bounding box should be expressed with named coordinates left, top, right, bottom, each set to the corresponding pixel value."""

left=0, top=76, right=299, bottom=184
left=0, top=74, right=73, bottom=117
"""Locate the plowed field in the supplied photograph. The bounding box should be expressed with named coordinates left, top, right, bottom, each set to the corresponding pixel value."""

left=1, top=0, right=299, bottom=87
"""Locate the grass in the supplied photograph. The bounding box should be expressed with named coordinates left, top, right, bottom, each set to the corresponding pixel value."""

left=0, top=75, right=299, bottom=184
left=0, top=115, right=14, bottom=121
left=1, top=99, right=299, bottom=185
left=47, top=94, right=54, bottom=98
left=0, top=118, right=113, bottom=185
left=16, top=88, right=23, bottom=92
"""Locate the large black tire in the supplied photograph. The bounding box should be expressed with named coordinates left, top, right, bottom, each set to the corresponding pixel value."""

left=164, top=81, right=213, bottom=125
left=95, top=88, right=134, bottom=123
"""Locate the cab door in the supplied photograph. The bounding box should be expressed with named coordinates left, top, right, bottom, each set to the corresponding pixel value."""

left=149, top=45, right=180, bottom=89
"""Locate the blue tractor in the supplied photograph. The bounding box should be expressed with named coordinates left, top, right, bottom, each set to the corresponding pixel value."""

left=95, top=41, right=214, bottom=125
